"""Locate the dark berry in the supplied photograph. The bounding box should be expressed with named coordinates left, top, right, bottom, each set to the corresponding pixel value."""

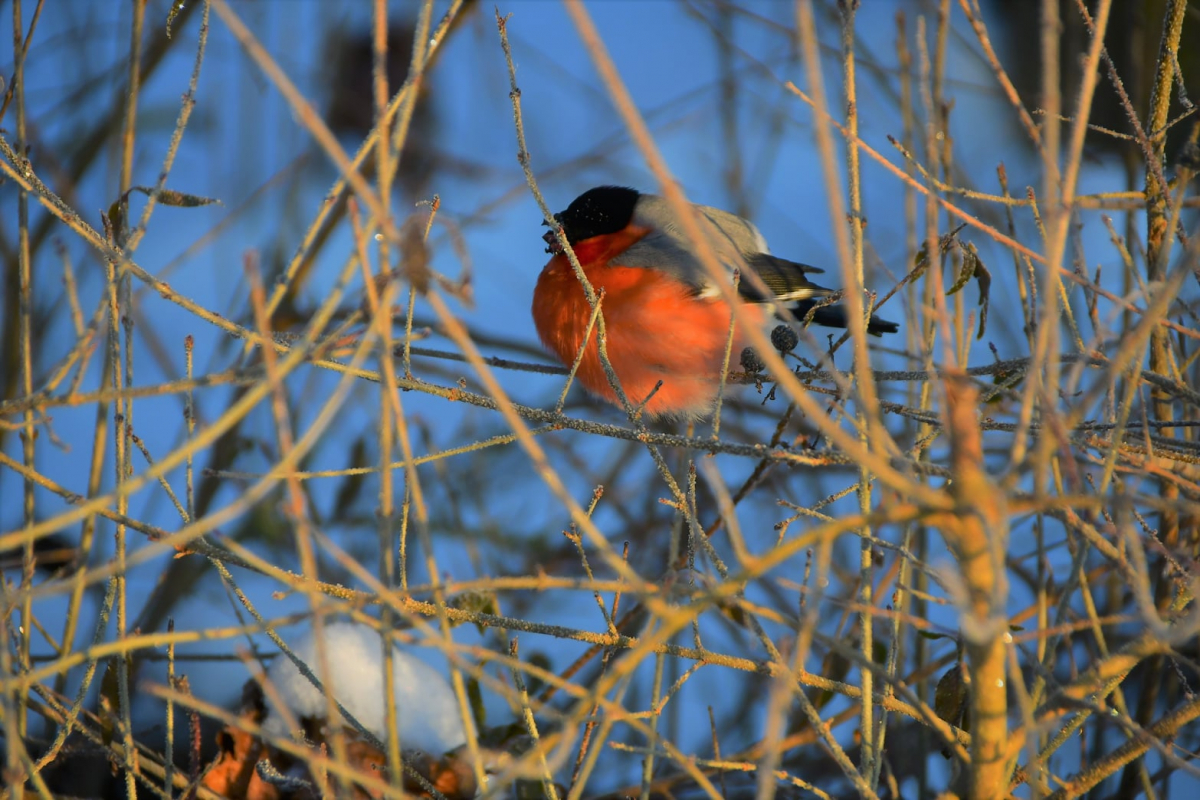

left=740, top=348, right=765, bottom=373
left=771, top=325, right=799, bottom=354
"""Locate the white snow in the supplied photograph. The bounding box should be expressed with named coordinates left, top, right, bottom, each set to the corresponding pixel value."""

left=260, top=620, right=467, bottom=755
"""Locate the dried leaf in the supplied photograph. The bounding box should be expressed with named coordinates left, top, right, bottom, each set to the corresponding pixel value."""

left=401, top=216, right=431, bottom=294
left=106, top=199, right=127, bottom=245
left=203, top=683, right=279, bottom=800
left=966, top=242, right=991, bottom=339
left=934, top=662, right=970, bottom=752
left=911, top=223, right=969, bottom=281
left=922, top=225, right=991, bottom=339
left=947, top=249, right=975, bottom=297
left=99, top=659, right=120, bottom=748
left=130, top=186, right=222, bottom=208
left=450, top=591, right=497, bottom=634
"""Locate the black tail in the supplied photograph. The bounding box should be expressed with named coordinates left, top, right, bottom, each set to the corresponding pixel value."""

left=792, top=300, right=899, bottom=337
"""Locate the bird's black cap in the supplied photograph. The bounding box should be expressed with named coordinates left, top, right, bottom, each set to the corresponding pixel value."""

left=542, top=186, right=640, bottom=252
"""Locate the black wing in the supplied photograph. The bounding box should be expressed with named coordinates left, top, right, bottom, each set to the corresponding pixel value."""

left=741, top=254, right=900, bottom=336
left=738, top=253, right=831, bottom=303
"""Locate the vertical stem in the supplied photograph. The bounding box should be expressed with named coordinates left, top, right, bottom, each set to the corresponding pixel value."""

left=944, top=377, right=1009, bottom=797
left=894, top=12, right=931, bottom=795
left=120, top=0, right=147, bottom=195
left=638, top=649, right=666, bottom=800
left=1144, top=0, right=1187, bottom=272
left=0, top=611, right=21, bottom=799
left=106, top=260, right=138, bottom=799
left=53, top=357, right=113, bottom=739
left=12, top=0, right=35, bottom=767
left=837, top=0, right=877, bottom=786
left=1123, top=1, right=1188, bottom=793
left=164, top=619, right=176, bottom=799
left=1144, top=0, right=1187, bottom=547
left=1029, top=0, right=1062, bottom=500
left=184, top=335, right=195, bottom=521
left=111, top=2, right=148, bottom=792
left=371, top=0, right=402, bottom=781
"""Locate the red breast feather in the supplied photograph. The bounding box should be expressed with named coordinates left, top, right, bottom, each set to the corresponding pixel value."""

left=533, top=231, right=764, bottom=419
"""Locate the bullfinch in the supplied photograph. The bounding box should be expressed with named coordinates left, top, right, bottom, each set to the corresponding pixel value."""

left=532, top=186, right=897, bottom=419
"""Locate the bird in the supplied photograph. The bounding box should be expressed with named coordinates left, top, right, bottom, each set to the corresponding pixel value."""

left=531, top=186, right=897, bottom=419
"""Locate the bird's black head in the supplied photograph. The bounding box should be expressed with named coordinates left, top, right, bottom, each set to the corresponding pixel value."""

left=542, top=186, right=640, bottom=254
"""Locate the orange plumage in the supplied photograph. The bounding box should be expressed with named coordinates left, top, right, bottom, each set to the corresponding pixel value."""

left=532, top=228, right=764, bottom=419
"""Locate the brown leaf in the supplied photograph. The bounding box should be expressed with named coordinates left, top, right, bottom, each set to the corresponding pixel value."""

left=130, top=186, right=222, bottom=208
left=400, top=217, right=431, bottom=294
left=934, top=662, right=970, bottom=731
left=202, top=681, right=279, bottom=799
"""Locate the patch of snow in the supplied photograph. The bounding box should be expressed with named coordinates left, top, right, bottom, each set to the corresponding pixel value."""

left=261, top=620, right=467, bottom=755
